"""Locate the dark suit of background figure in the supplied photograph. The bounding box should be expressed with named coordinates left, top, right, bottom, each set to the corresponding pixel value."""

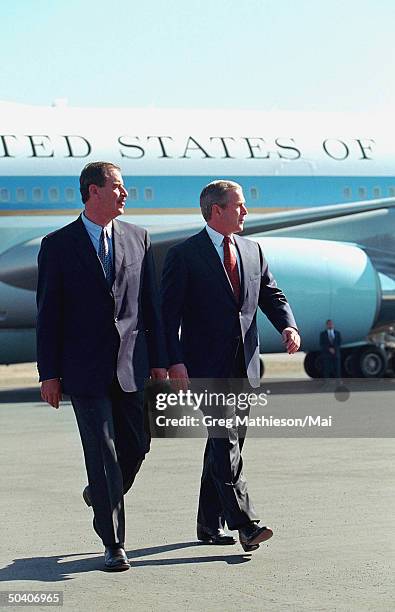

left=37, top=215, right=167, bottom=547
left=320, top=328, right=342, bottom=378
left=161, top=228, right=297, bottom=533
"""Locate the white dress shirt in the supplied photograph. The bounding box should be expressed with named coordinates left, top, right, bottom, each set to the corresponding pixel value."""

left=205, top=224, right=241, bottom=275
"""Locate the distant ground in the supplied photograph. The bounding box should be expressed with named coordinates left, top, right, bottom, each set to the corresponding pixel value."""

left=0, top=353, right=308, bottom=389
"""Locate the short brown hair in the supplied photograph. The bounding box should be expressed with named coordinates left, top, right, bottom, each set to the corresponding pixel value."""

left=200, top=180, right=241, bottom=221
left=79, top=161, right=121, bottom=204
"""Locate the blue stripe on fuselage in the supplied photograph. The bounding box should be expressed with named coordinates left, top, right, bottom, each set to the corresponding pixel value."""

left=0, top=175, right=394, bottom=211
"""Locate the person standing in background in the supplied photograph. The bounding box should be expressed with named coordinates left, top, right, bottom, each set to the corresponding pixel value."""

left=320, top=319, right=342, bottom=378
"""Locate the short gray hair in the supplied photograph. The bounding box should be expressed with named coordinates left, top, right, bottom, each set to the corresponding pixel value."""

left=200, top=180, right=241, bottom=221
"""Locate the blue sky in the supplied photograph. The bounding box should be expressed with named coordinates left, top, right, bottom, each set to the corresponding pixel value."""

left=1, top=0, right=394, bottom=110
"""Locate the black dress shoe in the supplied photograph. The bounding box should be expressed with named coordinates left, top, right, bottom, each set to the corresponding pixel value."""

left=82, top=486, right=91, bottom=507
left=238, top=523, right=273, bottom=552
left=197, top=523, right=236, bottom=545
left=104, top=546, right=130, bottom=571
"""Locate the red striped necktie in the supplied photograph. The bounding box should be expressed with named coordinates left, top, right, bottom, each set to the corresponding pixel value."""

left=223, top=235, right=241, bottom=302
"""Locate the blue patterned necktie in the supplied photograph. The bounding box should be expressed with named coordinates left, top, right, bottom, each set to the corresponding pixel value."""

left=98, top=227, right=114, bottom=288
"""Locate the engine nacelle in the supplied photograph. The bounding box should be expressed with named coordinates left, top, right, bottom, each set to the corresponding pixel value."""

left=252, top=237, right=380, bottom=353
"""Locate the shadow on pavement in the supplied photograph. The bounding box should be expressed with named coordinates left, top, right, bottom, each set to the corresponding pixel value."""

left=259, top=378, right=395, bottom=395
left=0, top=542, right=251, bottom=582
left=0, top=388, right=41, bottom=404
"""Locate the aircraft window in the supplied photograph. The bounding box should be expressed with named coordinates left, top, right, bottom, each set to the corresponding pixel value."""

left=250, top=187, right=259, bottom=200
left=343, top=187, right=352, bottom=198
left=65, top=188, right=75, bottom=201
left=128, top=187, right=138, bottom=200
left=16, top=188, right=26, bottom=202
left=373, top=187, right=381, bottom=198
left=0, top=188, right=10, bottom=202
left=358, top=187, right=367, bottom=199
left=49, top=187, right=59, bottom=202
left=32, top=188, right=43, bottom=202
left=144, top=188, right=154, bottom=201
left=389, top=187, right=395, bottom=197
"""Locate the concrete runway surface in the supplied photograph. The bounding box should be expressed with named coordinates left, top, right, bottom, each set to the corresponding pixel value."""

left=0, top=358, right=394, bottom=611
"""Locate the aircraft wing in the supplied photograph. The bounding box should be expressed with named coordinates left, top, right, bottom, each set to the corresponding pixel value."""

left=1, top=197, right=395, bottom=291
left=241, top=197, right=395, bottom=234
left=1, top=198, right=395, bottom=366
left=150, top=197, right=395, bottom=280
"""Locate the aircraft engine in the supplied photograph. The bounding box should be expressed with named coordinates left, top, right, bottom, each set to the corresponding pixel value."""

left=253, top=237, right=384, bottom=352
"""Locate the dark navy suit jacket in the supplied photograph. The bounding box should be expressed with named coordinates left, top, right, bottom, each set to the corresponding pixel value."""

left=320, top=330, right=342, bottom=355
left=36, top=215, right=167, bottom=396
left=161, top=228, right=297, bottom=387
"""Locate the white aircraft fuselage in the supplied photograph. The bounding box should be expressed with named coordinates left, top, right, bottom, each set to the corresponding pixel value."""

left=1, top=102, right=395, bottom=375
left=0, top=102, right=394, bottom=215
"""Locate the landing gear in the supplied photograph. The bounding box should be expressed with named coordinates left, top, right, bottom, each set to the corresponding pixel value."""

left=340, top=349, right=355, bottom=377
left=259, top=357, right=265, bottom=379
left=304, top=345, right=389, bottom=378
left=352, top=345, right=387, bottom=378
left=303, top=351, right=322, bottom=378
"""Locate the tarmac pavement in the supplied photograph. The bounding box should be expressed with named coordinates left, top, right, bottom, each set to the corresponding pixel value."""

left=0, top=360, right=394, bottom=611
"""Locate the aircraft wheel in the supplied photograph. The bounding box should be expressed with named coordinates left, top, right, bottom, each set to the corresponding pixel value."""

left=259, top=357, right=265, bottom=379
left=304, top=351, right=322, bottom=378
left=354, top=346, right=387, bottom=378
left=341, top=349, right=355, bottom=378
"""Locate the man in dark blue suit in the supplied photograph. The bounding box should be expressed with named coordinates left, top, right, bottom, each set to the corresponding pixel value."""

left=320, top=319, right=342, bottom=378
left=36, top=162, right=167, bottom=571
left=161, top=180, right=300, bottom=552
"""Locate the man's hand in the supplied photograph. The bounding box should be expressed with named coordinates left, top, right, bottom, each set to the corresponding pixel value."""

left=41, top=378, right=62, bottom=409
left=282, top=327, right=301, bottom=355
left=150, top=368, right=168, bottom=381
left=168, top=363, right=190, bottom=392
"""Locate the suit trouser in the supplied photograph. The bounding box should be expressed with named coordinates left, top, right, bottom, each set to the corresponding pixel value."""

left=197, top=342, right=259, bottom=531
left=71, top=379, right=150, bottom=547
left=322, top=352, right=341, bottom=378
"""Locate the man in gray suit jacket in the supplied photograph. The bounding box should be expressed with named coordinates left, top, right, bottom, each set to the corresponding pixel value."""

left=37, top=162, right=167, bottom=571
left=161, top=180, right=300, bottom=552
